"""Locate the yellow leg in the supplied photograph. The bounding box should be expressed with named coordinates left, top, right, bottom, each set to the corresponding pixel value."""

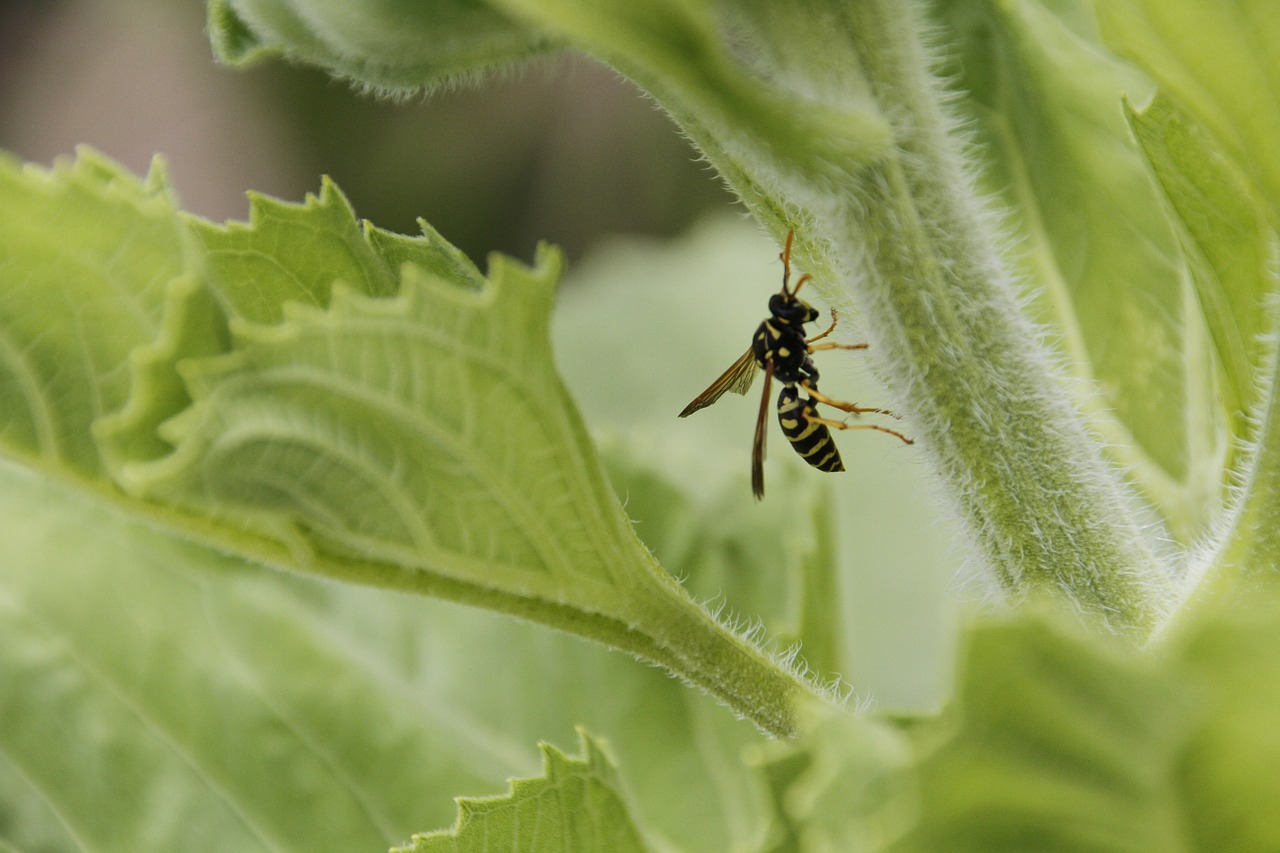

left=801, top=381, right=901, bottom=419
left=806, top=312, right=839, bottom=344
left=809, top=342, right=868, bottom=353
left=806, top=310, right=867, bottom=351
left=807, top=413, right=914, bottom=445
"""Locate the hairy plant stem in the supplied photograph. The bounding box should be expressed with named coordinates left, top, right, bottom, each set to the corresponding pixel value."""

left=655, top=0, right=1172, bottom=632
left=826, top=0, right=1171, bottom=632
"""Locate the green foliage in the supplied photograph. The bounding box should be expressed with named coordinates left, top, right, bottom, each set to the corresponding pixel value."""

left=0, top=151, right=820, bottom=739
left=885, top=605, right=1280, bottom=852
left=207, top=0, right=559, bottom=94
left=935, top=0, right=1220, bottom=538
left=395, top=732, right=652, bottom=853
left=1097, top=0, right=1280, bottom=227
left=0, top=149, right=197, bottom=477
left=3, top=0, right=1280, bottom=851
left=1125, top=93, right=1274, bottom=450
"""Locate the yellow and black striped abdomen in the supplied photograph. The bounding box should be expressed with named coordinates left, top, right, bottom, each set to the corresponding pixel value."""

left=777, top=386, right=844, bottom=473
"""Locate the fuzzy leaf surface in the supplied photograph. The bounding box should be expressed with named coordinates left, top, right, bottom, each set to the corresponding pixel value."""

left=0, top=149, right=198, bottom=477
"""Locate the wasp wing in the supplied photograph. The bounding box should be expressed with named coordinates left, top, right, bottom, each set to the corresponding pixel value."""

left=751, top=361, right=774, bottom=499
left=678, top=348, right=758, bottom=418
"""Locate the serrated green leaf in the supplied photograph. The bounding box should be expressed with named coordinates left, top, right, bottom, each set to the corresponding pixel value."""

left=93, top=272, right=231, bottom=479
left=397, top=731, right=652, bottom=853
left=190, top=176, right=401, bottom=324
left=0, top=148, right=194, bottom=478
left=0, top=152, right=814, bottom=737
left=208, top=0, right=560, bottom=94
left=1125, top=93, right=1275, bottom=446
left=136, top=246, right=616, bottom=585
left=1096, top=0, right=1280, bottom=224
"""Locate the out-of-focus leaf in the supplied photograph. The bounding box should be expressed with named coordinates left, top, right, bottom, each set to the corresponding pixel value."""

left=881, top=603, right=1280, bottom=852
left=208, top=0, right=559, bottom=94
left=1125, top=93, right=1275, bottom=446
left=888, top=615, right=1198, bottom=851
left=0, top=461, right=505, bottom=852
left=1173, top=603, right=1280, bottom=849
left=1097, top=0, right=1280, bottom=225
left=750, top=706, right=915, bottom=853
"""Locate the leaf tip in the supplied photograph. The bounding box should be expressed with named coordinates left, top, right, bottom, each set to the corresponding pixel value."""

left=207, top=0, right=276, bottom=66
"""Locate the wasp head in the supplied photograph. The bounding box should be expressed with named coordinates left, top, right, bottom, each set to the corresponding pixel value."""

left=768, top=291, right=820, bottom=327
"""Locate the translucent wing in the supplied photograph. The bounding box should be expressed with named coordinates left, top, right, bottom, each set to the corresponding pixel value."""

left=678, top=348, right=759, bottom=418
left=751, top=362, right=774, bottom=499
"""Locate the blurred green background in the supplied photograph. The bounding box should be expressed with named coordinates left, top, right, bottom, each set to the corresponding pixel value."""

left=0, top=0, right=957, bottom=710
left=0, top=0, right=730, bottom=261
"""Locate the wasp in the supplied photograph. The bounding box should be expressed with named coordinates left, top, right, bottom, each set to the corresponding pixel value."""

left=679, top=230, right=912, bottom=498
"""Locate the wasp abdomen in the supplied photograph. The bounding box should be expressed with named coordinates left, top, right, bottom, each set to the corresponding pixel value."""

left=777, top=386, right=844, bottom=473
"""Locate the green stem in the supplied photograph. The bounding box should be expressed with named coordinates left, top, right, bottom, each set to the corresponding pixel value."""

left=128, top=482, right=818, bottom=738
left=307, top=551, right=821, bottom=740
left=827, top=0, right=1169, bottom=632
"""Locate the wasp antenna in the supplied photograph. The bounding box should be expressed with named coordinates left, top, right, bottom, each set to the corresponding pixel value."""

left=781, top=229, right=796, bottom=293
left=792, top=273, right=811, bottom=296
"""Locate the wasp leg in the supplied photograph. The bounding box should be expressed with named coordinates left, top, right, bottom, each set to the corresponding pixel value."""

left=806, top=413, right=914, bottom=445
left=780, top=230, right=794, bottom=292
left=801, top=382, right=902, bottom=420
left=806, top=311, right=866, bottom=351
left=808, top=342, right=868, bottom=353
left=806, top=312, right=839, bottom=344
